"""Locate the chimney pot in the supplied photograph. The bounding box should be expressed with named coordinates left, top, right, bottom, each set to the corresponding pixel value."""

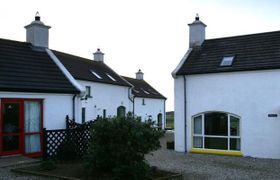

left=35, top=11, right=40, bottom=21
left=195, top=13, right=199, bottom=21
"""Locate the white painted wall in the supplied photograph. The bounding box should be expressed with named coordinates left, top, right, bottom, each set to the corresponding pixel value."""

left=174, top=76, right=186, bottom=152
left=174, top=69, right=280, bottom=159
left=75, top=80, right=132, bottom=122
left=0, top=92, right=73, bottom=130
left=134, top=97, right=165, bottom=129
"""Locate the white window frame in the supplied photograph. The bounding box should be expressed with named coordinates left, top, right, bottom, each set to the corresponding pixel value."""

left=106, top=73, right=116, bottom=82
left=192, top=112, right=241, bottom=151
left=220, top=56, right=234, bottom=66
left=90, top=70, right=102, bottom=79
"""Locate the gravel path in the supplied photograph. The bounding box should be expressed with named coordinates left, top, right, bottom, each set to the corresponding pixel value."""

left=146, top=149, right=280, bottom=180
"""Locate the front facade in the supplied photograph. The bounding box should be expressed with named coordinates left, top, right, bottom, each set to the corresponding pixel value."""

left=173, top=15, right=280, bottom=159
left=123, top=73, right=166, bottom=129
left=0, top=14, right=166, bottom=157
left=76, top=80, right=132, bottom=122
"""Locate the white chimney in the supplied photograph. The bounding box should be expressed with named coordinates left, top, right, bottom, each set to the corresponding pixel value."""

left=24, top=12, right=51, bottom=48
left=93, top=48, right=104, bottom=62
left=136, top=69, right=144, bottom=80
left=188, top=14, right=206, bottom=48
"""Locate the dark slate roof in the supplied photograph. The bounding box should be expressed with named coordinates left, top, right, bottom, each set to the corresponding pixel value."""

left=176, top=30, right=280, bottom=75
left=0, top=38, right=79, bottom=94
left=53, top=51, right=131, bottom=87
left=122, top=76, right=166, bottom=99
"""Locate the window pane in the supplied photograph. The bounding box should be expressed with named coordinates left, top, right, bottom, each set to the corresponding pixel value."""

left=205, top=112, right=228, bottom=136
left=85, top=86, right=90, bottom=96
left=24, top=101, right=41, bottom=133
left=193, top=136, right=203, bottom=148
left=205, top=137, right=228, bottom=150
left=230, top=138, right=240, bottom=151
left=3, top=103, right=20, bottom=133
left=3, top=135, right=19, bottom=151
left=25, top=134, right=41, bottom=153
left=194, top=115, right=202, bottom=134
left=230, top=116, right=240, bottom=136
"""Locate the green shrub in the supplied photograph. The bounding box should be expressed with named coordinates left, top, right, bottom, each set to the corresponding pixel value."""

left=84, top=115, right=163, bottom=179
left=40, top=160, right=56, bottom=170
left=56, top=140, right=78, bottom=161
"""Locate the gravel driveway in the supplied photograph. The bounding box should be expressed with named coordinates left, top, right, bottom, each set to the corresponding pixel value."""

left=146, top=132, right=280, bottom=180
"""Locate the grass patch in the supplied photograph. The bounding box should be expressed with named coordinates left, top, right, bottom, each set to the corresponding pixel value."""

left=165, top=117, right=174, bottom=129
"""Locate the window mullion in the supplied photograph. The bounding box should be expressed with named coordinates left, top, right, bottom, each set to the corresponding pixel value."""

left=228, top=114, right=230, bottom=151
left=202, top=114, right=205, bottom=149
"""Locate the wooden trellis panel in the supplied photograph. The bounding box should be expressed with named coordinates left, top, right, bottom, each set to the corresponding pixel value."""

left=43, top=118, right=96, bottom=160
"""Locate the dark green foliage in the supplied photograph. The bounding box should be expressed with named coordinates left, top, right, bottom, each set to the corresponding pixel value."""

left=85, top=115, right=163, bottom=179
left=56, top=140, right=78, bottom=161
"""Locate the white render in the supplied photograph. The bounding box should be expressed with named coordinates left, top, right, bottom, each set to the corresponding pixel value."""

left=134, top=97, right=166, bottom=129
left=0, top=92, right=73, bottom=130
left=75, top=80, right=132, bottom=122
left=174, top=70, right=280, bottom=159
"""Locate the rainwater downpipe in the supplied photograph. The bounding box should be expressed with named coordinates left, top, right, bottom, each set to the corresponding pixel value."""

left=128, top=87, right=135, bottom=115
left=72, top=94, right=77, bottom=121
left=183, top=75, right=187, bottom=152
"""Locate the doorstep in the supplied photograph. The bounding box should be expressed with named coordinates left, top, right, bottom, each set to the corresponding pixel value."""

left=0, top=155, right=41, bottom=168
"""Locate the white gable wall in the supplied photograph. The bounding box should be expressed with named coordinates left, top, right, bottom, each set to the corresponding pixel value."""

left=174, top=76, right=186, bottom=152
left=75, top=80, right=132, bottom=122
left=175, top=69, right=280, bottom=159
left=134, top=97, right=165, bottom=129
left=0, top=92, right=73, bottom=130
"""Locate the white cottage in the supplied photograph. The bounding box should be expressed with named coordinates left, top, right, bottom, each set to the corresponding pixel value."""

left=0, top=14, right=165, bottom=157
left=173, top=15, right=280, bottom=159
left=122, top=70, right=166, bottom=129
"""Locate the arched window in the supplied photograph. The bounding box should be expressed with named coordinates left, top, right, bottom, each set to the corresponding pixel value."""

left=193, top=112, right=240, bottom=151
left=117, top=106, right=126, bottom=118
left=157, top=113, right=163, bottom=128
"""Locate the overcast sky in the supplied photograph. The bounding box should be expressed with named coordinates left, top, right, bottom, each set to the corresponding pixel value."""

left=0, top=0, right=279, bottom=111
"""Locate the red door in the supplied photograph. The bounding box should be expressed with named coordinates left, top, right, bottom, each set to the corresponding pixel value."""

left=0, top=99, right=23, bottom=156
left=0, top=99, right=43, bottom=157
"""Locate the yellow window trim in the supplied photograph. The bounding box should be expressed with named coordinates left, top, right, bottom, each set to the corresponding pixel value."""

left=191, top=148, right=243, bottom=156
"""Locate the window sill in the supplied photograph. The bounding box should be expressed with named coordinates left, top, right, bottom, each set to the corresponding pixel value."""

left=190, top=148, right=243, bottom=156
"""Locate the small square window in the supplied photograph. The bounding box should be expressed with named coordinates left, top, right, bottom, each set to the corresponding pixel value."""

left=142, top=98, right=146, bottom=105
left=85, top=86, right=92, bottom=98
left=220, top=56, right=234, bottom=66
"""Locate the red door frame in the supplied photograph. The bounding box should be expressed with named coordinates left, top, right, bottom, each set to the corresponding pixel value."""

left=0, top=98, right=43, bottom=157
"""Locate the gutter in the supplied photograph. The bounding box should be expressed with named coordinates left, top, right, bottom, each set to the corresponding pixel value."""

left=163, top=99, right=166, bottom=130
left=183, top=75, right=187, bottom=152
left=132, top=96, right=136, bottom=116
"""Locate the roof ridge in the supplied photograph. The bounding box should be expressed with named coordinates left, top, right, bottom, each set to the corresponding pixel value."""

left=206, top=30, right=280, bottom=42
left=52, top=50, right=95, bottom=63
left=0, top=37, right=31, bottom=45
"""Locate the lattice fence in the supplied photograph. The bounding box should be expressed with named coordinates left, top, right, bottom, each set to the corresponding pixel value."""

left=43, top=117, right=96, bottom=160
